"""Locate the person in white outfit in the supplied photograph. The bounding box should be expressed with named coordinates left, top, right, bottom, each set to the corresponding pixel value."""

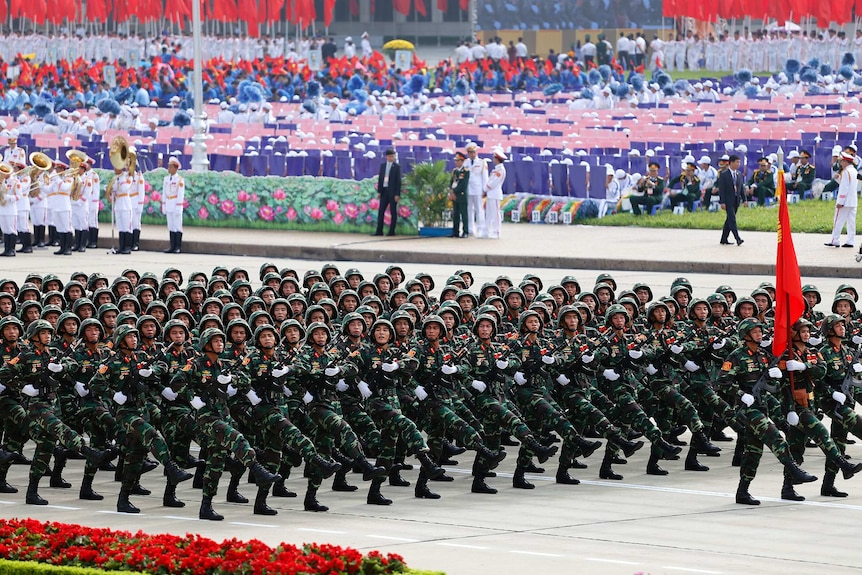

left=162, top=156, right=185, bottom=254
left=130, top=154, right=146, bottom=251
left=30, top=163, right=50, bottom=247
left=68, top=150, right=90, bottom=253
left=83, top=158, right=101, bottom=248
left=827, top=151, right=858, bottom=248
left=109, top=159, right=135, bottom=255
left=0, top=163, right=18, bottom=256
left=48, top=158, right=74, bottom=256
left=465, top=143, right=487, bottom=238
left=483, top=149, right=506, bottom=239
left=10, top=158, right=31, bottom=253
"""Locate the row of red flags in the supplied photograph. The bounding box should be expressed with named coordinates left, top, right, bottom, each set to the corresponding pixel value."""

left=664, top=0, right=862, bottom=26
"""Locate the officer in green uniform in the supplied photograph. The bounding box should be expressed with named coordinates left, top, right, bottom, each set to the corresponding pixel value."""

left=450, top=152, right=470, bottom=238
left=744, top=157, right=776, bottom=206
left=786, top=150, right=815, bottom=194
left=667, top=161, right=701, bottom=212
left=0, top=317, right=30, bottom=493
left=630, top=161, right=665, bottom=215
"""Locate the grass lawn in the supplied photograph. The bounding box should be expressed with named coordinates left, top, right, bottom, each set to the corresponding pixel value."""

left=584, top=198, right=848, bottom=234
left=646, top=69, right=775, bottom=81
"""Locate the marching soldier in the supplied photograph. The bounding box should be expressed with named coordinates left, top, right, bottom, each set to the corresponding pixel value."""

left=162, top=156, right=185, bottom=254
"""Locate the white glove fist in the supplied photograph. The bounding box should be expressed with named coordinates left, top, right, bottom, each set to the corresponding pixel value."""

left=273, top=366, right=290, bottom=378
left=282, top=385, right=292, bottom=397
left=302, top=391, right=313, bottom=404
left=807, top=336, right=822, bottom=346
left=324, top=366, right=340, bottom=377
left=414, top=385, right=428, bottom=401
left=853, top=335, right=862, bottom=345
left=787, top=411, right=800, bottom=427
left=471, top=379, right=487, bottom=392
left=556, top=374, right=570, bottom=386
left=741, top=393, right=755, bottom=407
left=246, top=389, right=261, bottom=406
left=441, top=364, right=457, bottom=375
left=712, top=338, right=727, bottom=350
left=161, top=387, right=178, bottom=401
left=495, top=359, right=509, bottom=369
left=22, top=384, right=39, bottom=397
left=381, top=361, right=399, bottom=372
left=628, top=349, right=643, bottom=359
left=226, top=384, right=238, bottom=397
left=190, top=395, right=205, bottom=410
left=603, top=368, right=620, bottom=381
left=138, top=367, right=153, bottom=378
left=761, top=338, right=773, bottom=348
left=645, top=364, right=658, bottom=375
left=684, top=360, right=700, bottom=372
left=217, top=373, right=232, bottom=385
left=581, top=353, right=595, bottom=364
left=853, top=363, right=862, bottom=374
left=833, top=390, right=847, bottom=405
left=541, top=354, right=555, bottom=365
left=768, top=367, right=783, bottom=379
left=670, top=344, right=683, bottom=354
left=74, top=381, right=89, bottom=397
left=785, top=360, right=806, bottom=372
left=335, top=379, right=348, bottom=392
left=113, top=391, right=128, bottom=405
left=47, top=362, right=63, bottom=373
left=514, top=371, right=527, bottom=385
left=358, top=381, right=372, bottom=398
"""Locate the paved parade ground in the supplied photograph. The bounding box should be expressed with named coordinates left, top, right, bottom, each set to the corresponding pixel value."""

left=1, top=223, right=861, bottom=575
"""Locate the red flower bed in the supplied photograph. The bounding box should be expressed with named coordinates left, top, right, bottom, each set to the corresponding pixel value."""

left=0, top=518, right=407, bottom=575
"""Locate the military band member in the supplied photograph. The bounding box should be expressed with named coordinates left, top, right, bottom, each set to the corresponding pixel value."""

left=162, top=156, right=185, bottom=254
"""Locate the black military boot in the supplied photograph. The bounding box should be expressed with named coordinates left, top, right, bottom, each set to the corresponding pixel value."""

left=48, top=225, right=58, bottom=246
left=254, top=484, right=278, bottom=515
left=667, top=425, right=688, bottom=446
left=416, top=450, right=445, bottom=480
left=512, top=466, right=535, bottom=489
left=731, top=440, right=744, bottom=467
left=50, top=448, right=71, bottom=488
left=272, top=463, right=296, bottom=497
left=35, top=226, right=45, bottom=247
left=117, top=488, right=140, bottom=513
left=130, top=483, right=151, bottom=495
left=173, top=231, right=183, bottom=253
left=821, top=471, right=849, bottom=497
left=735, top=479, right=760, bottom=505
left=79, top=475, right=103, bottom=500
left=0, top=463, right=16, bottom=493
left=556, top=463, right=580, bottom=485
left=837, top=457, right=862, bottom=480
left=475, top=443, right=507, bottom=469
left=62, top=232, right=73, bottom=255
left=199, top=496, right=224, bottom=520
left=524, top=436, right=558, bottom=464
left=80, top=445, right=111, bottom=468
left=18, top=232, right=31, bottom=253
left=163, top=460, right=193, bottom=484
left=781, top=470, right=805, bottom=501
left=784, top=460, right=818, bottom=485
left=117, top=231, right=131, bottom=255
left=684, top=447, right=709, bottom=472
left=192, top=460, right=206, bottom=489
left=87, top=227, right=98, bottom=249
left=304, top=487, right=329, bottom=512
left=248, top=461, right=281, bottom=488
left=77, top=230, right=87, bottom=252
left=599, top=454, right=623, bottom=480
left=53, top=232, right=65, bottom=255
left=131, top=229, right=141, bottom=251
left=471, top=469, right=497, bottom=494
left=442, top=440, right=467, bottom=458
left=163, top=482, right=185, bottom=508
left=164, top=232, right=176, bottom=253
left=646, top=451, right=669, bottom=476
left=655, top=437, right=683, bottom=458
left=414, top=469, right=441, bottom=499
left=226, top=461, right=248, bottom=504
left=367, top=477, right=392, bottom=505
left=614, top=434, right=645, bottom=458
left=389, top=463, right=410, bottom=486
left=332, top=468, right=358, bottom=492
left=692, top=430, right=721, bottom=456
left=308, top=454, right=341, bottom=479
left=575, top=436, right=602, bottom=459
left=26, top=477, right=48, bottom=505
left=357, top=457, right=387, bottom=481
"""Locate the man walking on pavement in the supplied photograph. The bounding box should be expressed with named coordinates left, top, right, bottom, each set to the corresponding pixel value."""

left=374, top=149, right=401, bottom=237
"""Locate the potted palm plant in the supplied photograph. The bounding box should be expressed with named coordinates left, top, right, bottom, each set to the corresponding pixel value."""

left=403, top=160, right=453, bottom=236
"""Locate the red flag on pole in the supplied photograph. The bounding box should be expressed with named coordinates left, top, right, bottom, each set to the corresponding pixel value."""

left=393, top=0, right=410, bottom=15
left=323, top=0, right=336, bottom=26
left=414, top=0, right=427, bottom=16
left=772, top=163, right=806, bottom=358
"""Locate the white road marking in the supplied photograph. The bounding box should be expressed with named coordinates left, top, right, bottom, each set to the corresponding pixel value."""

left=0, top=500, right=16, bottom=505
left=584, top=557, right=640, bottom=566
left=297, top=528, right=346, bottom=534
left=663, top=566, right=722, bottom=574
left=231, top=522, right=277, bottom=528
left=44, top=505, right=81, bottom=510
left=437, top=542, right=490, bottom=550
left=367, top=535, right=419, bottom=542
left=162, top=515, right=200, bottom=521
left=510, top=550, right=565, bottom=558
left=98, top=510, right=145, bottom=516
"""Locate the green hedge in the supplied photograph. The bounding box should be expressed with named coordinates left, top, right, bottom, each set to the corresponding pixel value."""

left=0, top=560, right=130, bottom=575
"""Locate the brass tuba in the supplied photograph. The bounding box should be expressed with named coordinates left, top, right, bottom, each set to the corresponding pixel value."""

left=109, top=136, right=129, bottom=170
left=0, top=163, right=11, bottom=206
left=65, top=150, right=89, bottom=201
left=27, top=152, right=53, bottom=198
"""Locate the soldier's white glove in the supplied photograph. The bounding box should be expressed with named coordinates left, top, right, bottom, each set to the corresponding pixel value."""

left=335, top=379, right=348, bottom=392
left=807, top=336, right=822, bottom=346
left=138, top=367, right=153, bottom=378
left=854, top=363, right=862, bottom=374
left=712, top=338, right=727, bottom=350
left=381, top=361, right=399, bottom=372
left=22, top=384, right=39, bottom=397
left=113, top=391, right=128, bottom=405
left=414, top=385, right=428, bottom=401
left=161, top=387, right=178, bottom=401
left=581, top=353, right=595, bottom=364
left=217, top=373, right=232, bottom=385
left=441, top=364, right=457, bottom=375
left=190, top=396, right=205, bottom=410
left=324, top=366, right=340, bottom=377
left=541, top=354, right=555, bottom=365
left=495, top=359, right=509, bottom=369
left=273, top=366, right=290, bottom=378
left=645, top=364, right=658, bottom=375
left=670, top=344, right=683, bottom=354
left=628, top=349, right=643, bottom=359
left=74, top=382, right=89, bottom=397
left=471, top=380, right=487, bottom=392
left=785, top=360, right=806, bottom=372
left=603, top=369, right=620, bottom=381
left=302, top=391, right=313, bottom=404
left=357, top=381, right=372, bottom=398
left=226, top=384, right=237, bottom=397
left=0, top=382, right=6, bottom=393
left=853, top=335, right=862, bottom=345
left=246, top=389, right=261, bottom=406
left=282, top=385, right=292, bottom=397
left=768, top=367, right=783, bottom=379
left=556, top=374, right=570, bottom=386
left=514, top=371, right=527, bottom=385
left=833, top=391, right=847, bottom=405
left=787, top=411, right=800, bottom=427
left=47, top=362, right=63, bottom=373
left=741, top=393, right=755, bottom=407
left=684, top=360, right=700, bottom=372
left=760, top=338, right=773, bottom=348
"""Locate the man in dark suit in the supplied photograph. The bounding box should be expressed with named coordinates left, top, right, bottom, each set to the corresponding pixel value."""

left=374, top=149, right=401, bottom=236
left=719, top=154, right=744, bottom=246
